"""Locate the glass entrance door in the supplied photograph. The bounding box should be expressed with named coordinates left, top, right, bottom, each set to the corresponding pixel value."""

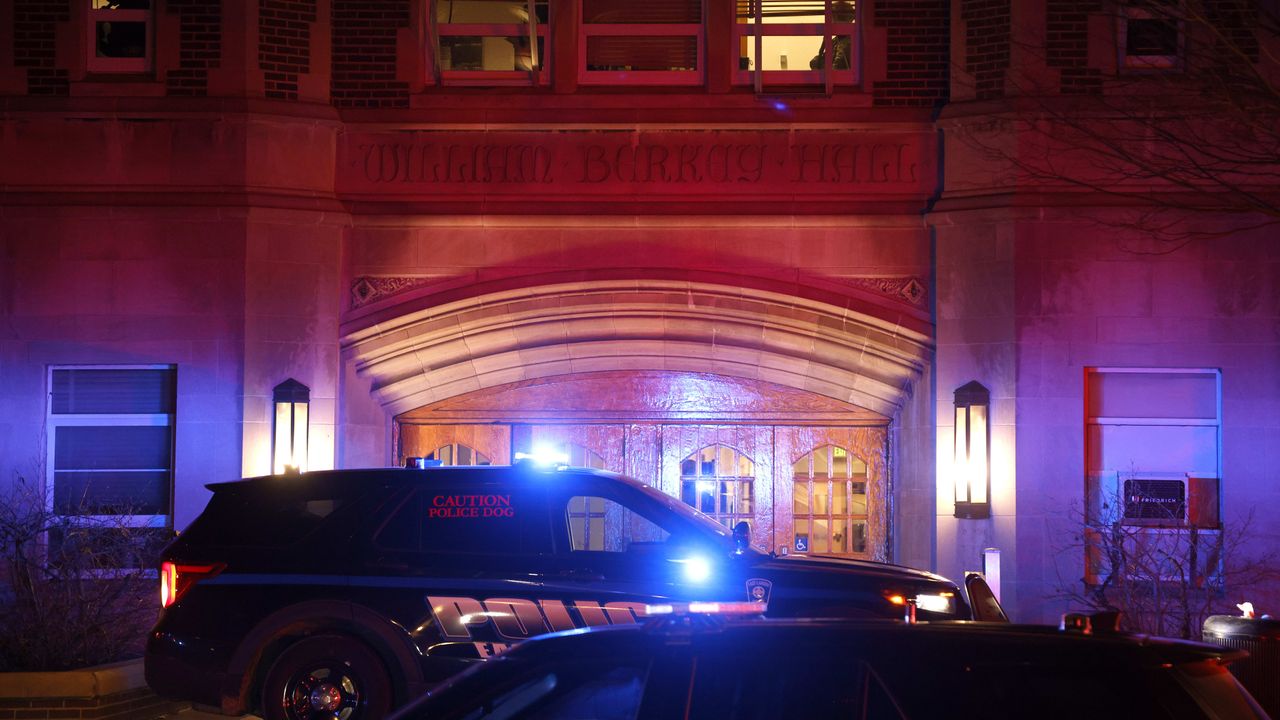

left=660, top=425, right=774, bottom=553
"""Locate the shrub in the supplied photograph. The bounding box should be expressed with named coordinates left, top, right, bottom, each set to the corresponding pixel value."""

left=0, top=475, right=167, bottom=671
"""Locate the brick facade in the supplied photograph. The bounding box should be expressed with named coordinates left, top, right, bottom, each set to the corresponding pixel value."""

left=13, top=0, right=69, bottom=97
left=1046, top=0, right=1101, bottom=94
left=873, top=0, right=950, bottom=107
left=331, top=0, right=410, bottom=108
left=166, top=0, right=223, bottom=96
left=259, top=0, right=317, bottom=100
left=961, top=0, right=1010, bottom=100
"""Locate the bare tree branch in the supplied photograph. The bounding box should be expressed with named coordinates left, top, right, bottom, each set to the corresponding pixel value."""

left=954, top=0, right=1280, bottom=245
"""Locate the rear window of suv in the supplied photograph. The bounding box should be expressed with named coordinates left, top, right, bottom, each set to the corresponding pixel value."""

left=179, top=484, right=364, bottom=547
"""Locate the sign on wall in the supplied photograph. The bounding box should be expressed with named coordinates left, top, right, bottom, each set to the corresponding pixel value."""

left=337, top=128, right=937, bottom=212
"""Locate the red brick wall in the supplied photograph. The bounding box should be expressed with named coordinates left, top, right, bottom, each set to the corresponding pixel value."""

left=13, top=0, right=69, bottom=96
left=167, top=0, right=223, bottom=96
left=1046, top=0, right=1100, bottom=94
left=260, top=0, right=316, bottom=100
left=331, top=0, right=410, bottom=108
left=872, top=0, right=950, bottom=108
left=961, top=0, right=1010, bottom=101
left=0, top=687, right=186, bottom=720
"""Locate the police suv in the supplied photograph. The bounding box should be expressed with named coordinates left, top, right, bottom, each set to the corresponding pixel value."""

left=145, top=460, right=1003, bottom=720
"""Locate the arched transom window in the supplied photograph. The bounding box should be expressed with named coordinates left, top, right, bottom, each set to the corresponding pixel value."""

left=427, top=443, right=491, bottom=466
left=680, top=444, right=755, bottom=530
left=792, top=444, right=867, bottom=557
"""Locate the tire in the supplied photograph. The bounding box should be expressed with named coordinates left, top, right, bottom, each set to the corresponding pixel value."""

left=261, top=634, right=393, bottom=720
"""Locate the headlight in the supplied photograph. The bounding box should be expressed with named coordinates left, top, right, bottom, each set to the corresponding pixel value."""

left=671, top=556, right=712, bottom=583
left=914, top=593, right=954, bottom=614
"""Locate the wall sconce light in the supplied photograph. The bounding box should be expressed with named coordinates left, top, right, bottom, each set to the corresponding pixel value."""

left=273, top=378, right=309, bottom=475
left=953, top=381, right=990, bottom=519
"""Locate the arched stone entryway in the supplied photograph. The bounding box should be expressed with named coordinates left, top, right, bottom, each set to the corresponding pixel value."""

left=340, top=278, right=931, bottom=562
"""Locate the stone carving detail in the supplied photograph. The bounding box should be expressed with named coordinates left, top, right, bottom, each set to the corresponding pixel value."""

left=354, top=274, right=928, bottom=311
left=350, top=276, right=439, bottom=308
left=834, top=276, right=928, bottom=308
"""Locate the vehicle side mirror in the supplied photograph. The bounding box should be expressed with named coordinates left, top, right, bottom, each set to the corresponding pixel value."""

left=732, top=521, right=751, bottom=554
left=964, top=572, right=1009, bottom=622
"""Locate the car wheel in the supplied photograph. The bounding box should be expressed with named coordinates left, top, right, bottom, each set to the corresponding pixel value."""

left=262, top=634, right=392, bottom=720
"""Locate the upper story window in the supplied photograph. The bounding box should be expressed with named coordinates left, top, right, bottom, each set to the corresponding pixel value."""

left=1119, top=1, right=1182, bottom=70
left=88, top=0, right=153, bottom=73
left=580, top=0, right=704, bottom=85
left=735, top=0, right=858, bottom=89
left=432, top=0, right=550, bottom=85
left=422, top=0, right=862, bottom=89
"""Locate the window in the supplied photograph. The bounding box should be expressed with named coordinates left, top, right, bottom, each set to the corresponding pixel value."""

left=431, top=0, right=549, bottom=84
left=47, top=366, right=175, bottom=567
left=792, top=445, right=867, bottom=557
left=566, top=496, right=670, bottom=552
left=427, top=442, right=492, bottom=465
left=735, top=0, right=858, bottom=89
left=376, top=486, right=543, bottom=554
left=679, top=445, right=754, bottom=530
left=88, top=0, right=154, bottom=73
left=580, top=0, right=704, bottom=85
left=1120, top=1, right=1182, bottom=70
left=1084, top=368, right=1222, bottom=585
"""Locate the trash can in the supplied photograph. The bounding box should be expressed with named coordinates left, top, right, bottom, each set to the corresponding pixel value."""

left=1203, top=614, right=1280, bottom=718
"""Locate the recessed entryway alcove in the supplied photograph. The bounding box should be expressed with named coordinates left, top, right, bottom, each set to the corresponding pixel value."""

left=396, top=370, right=894, bottom=561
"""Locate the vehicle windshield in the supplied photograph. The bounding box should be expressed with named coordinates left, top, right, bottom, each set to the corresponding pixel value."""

left=620, top=474, right=756, bottom=555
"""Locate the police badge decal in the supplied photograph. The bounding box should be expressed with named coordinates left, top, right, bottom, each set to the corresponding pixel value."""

left=746, top=578, right=772, bottom=605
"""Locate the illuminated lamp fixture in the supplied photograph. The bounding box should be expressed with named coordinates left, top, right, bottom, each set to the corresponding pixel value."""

left=953, top=381, right=990, bottom=519
left=272, top=378, right=309, bottom=475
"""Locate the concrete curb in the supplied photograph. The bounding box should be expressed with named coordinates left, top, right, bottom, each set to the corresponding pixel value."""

left=0, top=659, right=143, bottom=699
left=0, top=659, right=189, bottom=720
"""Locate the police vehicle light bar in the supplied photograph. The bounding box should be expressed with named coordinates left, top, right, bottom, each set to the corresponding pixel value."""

left=514, top=445, right=570, bottom=468
left=645, top=602, right=767, bottom=616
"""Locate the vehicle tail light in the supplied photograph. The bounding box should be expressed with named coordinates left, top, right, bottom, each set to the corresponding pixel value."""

left=160, top=561, right=225, bottom=608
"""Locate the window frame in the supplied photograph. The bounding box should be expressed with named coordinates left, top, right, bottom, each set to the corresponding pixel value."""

left=578, top=0, right=706, bottom=86
left=428, top=0, right=551, bottom=86
left=1083, top=367, right=1224, bottom=586
left=86, top=1, right=155, bottom=74
left=679, top=444, right=755, bottom=531
left=732, top=0, right=859, bottom=90
left=1118, top=3, right=1184, bottom=71
left=791, top=444, right=869, bottom=558
left=45, top=364, right=175, bottom=532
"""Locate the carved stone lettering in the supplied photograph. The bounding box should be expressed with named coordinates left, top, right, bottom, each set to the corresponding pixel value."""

left=343, top=131, right=930, bottom=198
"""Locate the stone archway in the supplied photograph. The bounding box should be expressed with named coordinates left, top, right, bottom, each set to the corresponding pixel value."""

left=341, top=277, right=931, bottom=417
left=341, top=278, right=932, bottom=562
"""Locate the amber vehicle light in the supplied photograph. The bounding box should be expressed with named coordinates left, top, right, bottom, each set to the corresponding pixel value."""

left=160, top=562, right=225, bottom=608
